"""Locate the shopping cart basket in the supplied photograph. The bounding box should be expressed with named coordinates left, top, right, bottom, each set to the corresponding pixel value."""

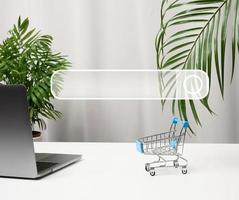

left=136, top=117, right=189, bottom=176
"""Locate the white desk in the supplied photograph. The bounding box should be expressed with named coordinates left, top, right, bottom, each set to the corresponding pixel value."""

left=1, top=143, right=238, bottom=200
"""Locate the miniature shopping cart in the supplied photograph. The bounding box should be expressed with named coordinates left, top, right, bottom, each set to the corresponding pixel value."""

left=136, top=117, right=189, bottom=176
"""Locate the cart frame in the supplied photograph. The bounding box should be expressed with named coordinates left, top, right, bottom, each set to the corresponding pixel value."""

left=136, top=117, right=189, bottom=176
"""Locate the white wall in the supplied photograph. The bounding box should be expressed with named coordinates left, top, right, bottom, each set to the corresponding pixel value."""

left=0, top=0, right=238, bottom=143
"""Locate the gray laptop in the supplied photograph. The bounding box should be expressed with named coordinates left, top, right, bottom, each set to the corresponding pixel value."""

left=0, top=85, right=81, bottom=179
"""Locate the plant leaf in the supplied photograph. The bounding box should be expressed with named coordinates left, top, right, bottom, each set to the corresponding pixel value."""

left=156, top=0, right=235, bottom=129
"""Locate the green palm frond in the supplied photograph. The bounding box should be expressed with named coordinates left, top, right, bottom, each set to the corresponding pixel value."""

left=156, top=0, right=239, bottom=127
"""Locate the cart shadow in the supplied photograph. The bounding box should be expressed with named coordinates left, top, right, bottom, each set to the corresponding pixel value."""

left=146, top=167, right=190, bottom=177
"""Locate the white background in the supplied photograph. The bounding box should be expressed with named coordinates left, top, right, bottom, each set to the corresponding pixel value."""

left=0, top=0, right=238, bottom=142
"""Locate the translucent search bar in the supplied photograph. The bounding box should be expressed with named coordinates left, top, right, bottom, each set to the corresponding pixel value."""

left=51, top=70, right=209, bottom=100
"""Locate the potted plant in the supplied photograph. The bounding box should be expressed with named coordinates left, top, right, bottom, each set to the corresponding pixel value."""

left=0, top=16, right=70, bottom=138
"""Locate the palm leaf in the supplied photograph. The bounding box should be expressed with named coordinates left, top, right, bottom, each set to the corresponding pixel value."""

left=156, top=0, right=239, bottom=128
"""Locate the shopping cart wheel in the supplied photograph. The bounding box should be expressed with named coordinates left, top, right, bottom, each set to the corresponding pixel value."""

left=149, top=170, right=156, bottom=176
left=173, top=161, right=179, bottom=168
left=145, top=164, right=150, bottom=172
left=182, top=168, right=187, bottom=174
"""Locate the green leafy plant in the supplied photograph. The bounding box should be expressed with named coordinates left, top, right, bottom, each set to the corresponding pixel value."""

left=156, top=0, right=239, bottom=129
left=0, top=17, right=70, bottom=130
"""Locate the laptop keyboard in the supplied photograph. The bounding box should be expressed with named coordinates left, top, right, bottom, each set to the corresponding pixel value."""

left=36, top=161, right=58, bottom=172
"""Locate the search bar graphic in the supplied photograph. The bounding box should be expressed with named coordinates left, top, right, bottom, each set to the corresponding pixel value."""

left=51, top=69, right=209, bottom=100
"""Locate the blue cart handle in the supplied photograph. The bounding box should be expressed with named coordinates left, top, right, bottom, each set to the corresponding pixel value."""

left=182, top=121, right=189, bottom=129
left=171, top=117, right=179, bottom=125
left=171, top=117, right=189, bottom=129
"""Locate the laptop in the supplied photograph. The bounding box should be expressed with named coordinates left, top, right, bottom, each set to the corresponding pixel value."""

left=0, top=85, right=82, bottom=179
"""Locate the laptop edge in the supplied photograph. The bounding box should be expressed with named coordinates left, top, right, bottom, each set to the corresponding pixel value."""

left=0, top=85, right=81, bottom=179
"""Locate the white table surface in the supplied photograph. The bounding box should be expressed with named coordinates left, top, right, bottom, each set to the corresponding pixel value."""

left=1, top=142, right=238, bottom=200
